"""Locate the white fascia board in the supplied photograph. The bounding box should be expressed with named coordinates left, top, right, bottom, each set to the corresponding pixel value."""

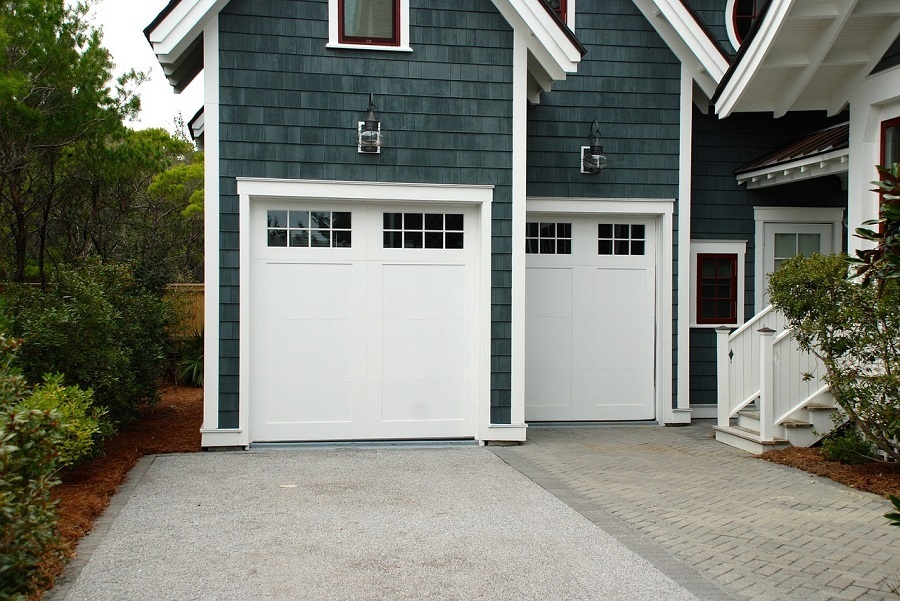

left=716, top=0, right=795, bottom=118
left=147, top=0, right=229, bottom=71
left=736, top=148, right=850, bottom=189
left=631, top=0, right=730, bottom=99
left=490, top=0, right=581, bottom=81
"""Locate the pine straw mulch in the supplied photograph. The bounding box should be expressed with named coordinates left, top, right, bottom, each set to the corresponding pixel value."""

left=39, top=386, right=203, bottom=597
left=761, top=446, right=900, bottom=499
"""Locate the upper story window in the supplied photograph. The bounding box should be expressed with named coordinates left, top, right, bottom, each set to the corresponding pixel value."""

left=727, top=0, right=769, bottom=50
left=329, top=0, right=411, bottom=51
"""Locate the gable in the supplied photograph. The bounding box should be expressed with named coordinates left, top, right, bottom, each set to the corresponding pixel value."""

left=630, top=0, right=731, bottom=99
left=145, top=0, right=584, bottom=95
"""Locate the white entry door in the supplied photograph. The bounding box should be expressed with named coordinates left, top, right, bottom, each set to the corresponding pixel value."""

left=525, top=216, right=657, bottom=421
left=760, top=222, right=833, bottom=305
left=250, top=202, right=477, bottom=441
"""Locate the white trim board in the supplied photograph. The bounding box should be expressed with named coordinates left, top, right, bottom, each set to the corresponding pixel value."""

left=200, top=17, right=222, bottom=448
left=526, top=197, right=676, bottom=425
left=631, top=0, right=730, bottom=99
left=326, top=0, right=413, bottom=52
left=736, top=149, right=849, bottom=190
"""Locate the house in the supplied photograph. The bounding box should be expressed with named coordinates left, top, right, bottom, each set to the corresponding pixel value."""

left=145, top=0, right=900, bottom=448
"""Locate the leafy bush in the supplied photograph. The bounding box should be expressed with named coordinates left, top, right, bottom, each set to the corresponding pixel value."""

left=18, top=374, right=106, bottom=467
left=0, top=335, right=64, bottom=600
left=768, top=253, right=900, bottom=461
left=820, top=425, right=875, bottom=464
left=887, top=495, right=900, bottom=527
left=3, top=260, right=175, bottom=425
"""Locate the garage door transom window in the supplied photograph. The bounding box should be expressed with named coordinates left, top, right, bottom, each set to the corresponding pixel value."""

left=383, top=212, right=464, bottom=249
left=266, top=210, right=352, bottom=248
left=526, top=222, right=572, bottom=254
left=598, top=223, right=645, bottom=256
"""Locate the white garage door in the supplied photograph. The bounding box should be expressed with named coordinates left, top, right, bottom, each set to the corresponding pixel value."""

left=525, top=215, right=656, bottom=421
left=249, top=202, right=477, bottom=441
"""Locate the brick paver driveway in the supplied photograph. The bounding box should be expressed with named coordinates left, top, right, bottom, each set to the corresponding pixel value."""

left=491, top=421, right=899, bottom=601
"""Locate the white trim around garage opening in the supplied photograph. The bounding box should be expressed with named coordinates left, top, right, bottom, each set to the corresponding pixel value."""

left=235, top=178, right=493, bottom=445
left=526, top=196, right=675, bottom=424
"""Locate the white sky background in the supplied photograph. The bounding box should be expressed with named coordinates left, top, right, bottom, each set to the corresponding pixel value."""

left=83, top=0, right=204, bottom=132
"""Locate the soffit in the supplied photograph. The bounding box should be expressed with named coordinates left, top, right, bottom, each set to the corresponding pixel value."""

left=715, top=0, right=900, bottom=118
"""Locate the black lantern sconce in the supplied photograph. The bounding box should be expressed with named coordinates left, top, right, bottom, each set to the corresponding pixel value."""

left=581, top=120, right=608, bottom=174
left=358, top=93, right=383, bottom=154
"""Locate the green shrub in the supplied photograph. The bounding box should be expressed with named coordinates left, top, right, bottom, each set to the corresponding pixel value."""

left=820, top=424, right=875, bottom=464
left=18, top=374, right=107, bottom=468
left=886, top=495, right=900, bottom=527
left=0, top=336, right=64, bottom=600
left=4, top=260, right=176, bottom=425
left=768, top=253, right=900, bottom=461
left=178, top=331, right=204, bottom=387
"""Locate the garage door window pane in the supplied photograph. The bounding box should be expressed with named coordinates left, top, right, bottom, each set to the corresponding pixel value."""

left=268, top=210, right=351, bottom=248
left=525, top=221, right=572, bottom=254
left=384, top=212, right=463, bottom=249
left=598, top=223, right=645, bottom=256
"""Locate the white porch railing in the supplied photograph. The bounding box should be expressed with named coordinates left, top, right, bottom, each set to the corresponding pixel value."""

left=716, top=305, right=831, bottom=442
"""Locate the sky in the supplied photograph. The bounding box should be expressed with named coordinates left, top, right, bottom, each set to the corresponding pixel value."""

left=85, top=0, right=204, bottom=132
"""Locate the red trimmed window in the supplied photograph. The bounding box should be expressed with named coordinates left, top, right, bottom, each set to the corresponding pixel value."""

left=882, top=116, right=900, bottom=166
left=547, top=0, right=567, bottom=23
left=339, top=0, right=400, bottom=46
left=733, top=0, right=765, bottom=44
left=697, top=254, right=738, bottom=324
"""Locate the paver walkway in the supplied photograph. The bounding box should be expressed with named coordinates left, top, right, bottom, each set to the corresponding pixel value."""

left=491, top=421, right=900, bottom=601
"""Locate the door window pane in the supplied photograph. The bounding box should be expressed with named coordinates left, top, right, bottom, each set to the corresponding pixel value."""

left=384, top=212, right=463, bottom=250
left=525, top=222, right=572, bottom=254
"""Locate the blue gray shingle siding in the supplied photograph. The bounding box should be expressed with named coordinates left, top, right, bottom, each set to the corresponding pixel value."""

left=689, top=109, right=848, bottom=405
left=526, top=0, right=682, bottom=411
left=216, top=0, right=515, bottom=428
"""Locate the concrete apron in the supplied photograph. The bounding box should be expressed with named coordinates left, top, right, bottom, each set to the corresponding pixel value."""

left=48, top=447, right=717, bottom=601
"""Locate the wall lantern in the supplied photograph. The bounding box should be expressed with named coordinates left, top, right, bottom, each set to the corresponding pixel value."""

left=358, top=93, right=383, bottom=154
left=581, top=120, right=608, bottom=174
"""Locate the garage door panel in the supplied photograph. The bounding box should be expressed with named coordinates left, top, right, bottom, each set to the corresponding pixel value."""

left=380, top=379, right=466, bottom=422
left=268, top=319, right=355, bottom=380
left=597, top=268, right=650, bottom=318
left=525, top=368, right=572, bottom=408
left=265, top=378, right=354, bottom=424
left=267, top=263, right=354, bottom=320
left=525, top=268, right=572, bottom=317
left=381, top=264, right=466, bottom=320
left=383, top=319, right=466, bottom=378
left=525, top=316, right=571, bottom=370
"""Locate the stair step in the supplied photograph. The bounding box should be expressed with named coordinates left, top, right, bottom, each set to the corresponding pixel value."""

left=737, top=410, right=813, bottom=428
left=714, top=425, right=791, bottom=454
left=804, top=402, right=835, bottom=411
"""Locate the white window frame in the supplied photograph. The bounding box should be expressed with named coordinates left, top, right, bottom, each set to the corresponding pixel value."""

left=327, top=0, right=412, bottom=52
left=689, top=240, right=747, bottom=328
left=753, top=207, right=844, bottom=310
